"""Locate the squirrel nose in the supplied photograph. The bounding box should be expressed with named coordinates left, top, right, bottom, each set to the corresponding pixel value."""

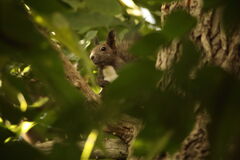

left=90, top=55, right=95, bottom=60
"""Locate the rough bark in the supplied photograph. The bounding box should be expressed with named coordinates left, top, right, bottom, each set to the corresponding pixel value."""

left=157, top=0, right=240, bottom=74
left=156, top=0, right=240, bottom=159
left=59, top=52, right=101, bottom=104
left=34, top=138, right=128, bottom=159
left=32, top=115, right=141, bottom=160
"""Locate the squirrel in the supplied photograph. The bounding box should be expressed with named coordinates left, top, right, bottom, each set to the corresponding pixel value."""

left=90, top=30, right=134, bottom=87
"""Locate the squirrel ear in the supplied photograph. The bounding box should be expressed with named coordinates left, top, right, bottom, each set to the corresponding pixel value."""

left=106, top=30, right=116, bottom=49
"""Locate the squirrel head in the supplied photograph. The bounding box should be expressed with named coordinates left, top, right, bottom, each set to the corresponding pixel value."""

left=90, top=30, right=118, bottom=67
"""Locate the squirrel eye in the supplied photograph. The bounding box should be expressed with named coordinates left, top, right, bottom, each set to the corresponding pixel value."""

left=100, top=46, right=106, bottom=51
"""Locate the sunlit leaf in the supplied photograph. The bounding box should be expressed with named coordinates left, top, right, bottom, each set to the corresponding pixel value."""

left=20, top=121, right=36, bottom=134
left=0, top=126, right=15, bottom=144
left=21, top=65, right=31, bottom=76
left=17, top=93, right=28, bottom=112
left=30, top=97, right=49, bottom=108
left=80, top=130, right=98, bottom=160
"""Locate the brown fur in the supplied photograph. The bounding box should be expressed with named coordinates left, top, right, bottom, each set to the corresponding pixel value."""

left=90, top=31, right=133, bottom=87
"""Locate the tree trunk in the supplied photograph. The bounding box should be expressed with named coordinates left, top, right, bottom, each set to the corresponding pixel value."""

left=157, top=0, right=240, bottom=73
left=156, top=0, right=240, bottom=159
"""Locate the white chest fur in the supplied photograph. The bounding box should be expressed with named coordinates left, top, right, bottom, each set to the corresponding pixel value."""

left=102, top=65, right=118, bottom=82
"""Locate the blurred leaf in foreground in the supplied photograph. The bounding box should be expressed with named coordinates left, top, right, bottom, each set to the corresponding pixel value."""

left=162, top=10, right=197, bottom=39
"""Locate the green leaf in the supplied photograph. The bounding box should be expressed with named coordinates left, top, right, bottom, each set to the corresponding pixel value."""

left=68, top=10, right=121, bottom=34
left=84, top=30, right=98, bottom=41
left=24, top=1, right=97, bottom=85
left=0, top=0, right=96, bottom=137
left=131, top=89, right=194, bottom=156
left=190, top=66, right=230, bottom=104
left=162, top=10, right=197, bottom=39
left=50, top=143, right=81, bottom=160
left=24, top=0, right=66, bottom=14
left=130, top=32, right=169, bottom=57
left=173, top=40, right=200, bottom=90
left=222, top=0, right=240, bottom=31
left=0, top=127, right=15, bottom=144
left=103, top=60, right=160, bottom=102
left=0, top=96, right=23, bottom=124
left=0, top=141, right=45, bottom=159
left=133, top=0, right=180, bottom=10
left=203, top=0, right=240, bottom=31
left=85, top=0, right=121, bottom=16
left=102, top=59, right=195, bottom=157
left=0, top=1, right=43, bottom=51
left=191, top=66, right=240, bottom=160
left=61, top=0, right=85, bottom=11
left=202, top=0, right=225, bottom=10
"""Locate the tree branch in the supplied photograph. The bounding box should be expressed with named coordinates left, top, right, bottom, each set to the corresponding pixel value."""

left=59, top=52, right=101, bottom=104
left=22, top=6, right=100, bottom=104
left=34, top=138, right=128, bottom=159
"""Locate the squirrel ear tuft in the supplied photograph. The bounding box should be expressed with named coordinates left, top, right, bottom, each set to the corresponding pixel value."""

left=106, top=30, right=116, bottom=49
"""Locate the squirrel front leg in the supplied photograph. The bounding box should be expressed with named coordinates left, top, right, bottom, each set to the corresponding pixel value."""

left=97, top=68, right=109, bottom=87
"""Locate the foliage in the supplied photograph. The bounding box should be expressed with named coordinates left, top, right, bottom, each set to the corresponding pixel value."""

left=0, top=0, right=240, bottom=160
